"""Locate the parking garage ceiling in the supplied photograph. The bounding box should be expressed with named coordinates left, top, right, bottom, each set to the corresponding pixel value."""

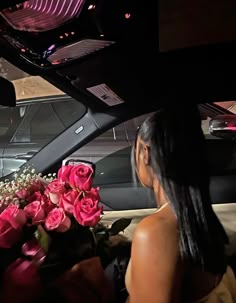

left=0, top=58, right=63, bottom=100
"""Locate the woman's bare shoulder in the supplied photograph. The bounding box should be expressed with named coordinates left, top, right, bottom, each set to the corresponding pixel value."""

left=133, top=205, right=178, bottom=243
left=129, top=206, right=182, bottom=303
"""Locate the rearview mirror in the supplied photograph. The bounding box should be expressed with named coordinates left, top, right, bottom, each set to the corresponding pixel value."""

left=209, top=115, right=236, bottom=139
left=0, top=76, right=16, bottom=107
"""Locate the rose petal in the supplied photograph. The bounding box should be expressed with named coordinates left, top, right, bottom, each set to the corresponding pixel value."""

left=55, top=215, right=71, bottom=232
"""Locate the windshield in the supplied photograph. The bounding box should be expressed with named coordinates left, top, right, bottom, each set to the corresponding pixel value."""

left=0, top=58, right=86, bottom=177
left=0, top=58, right=64, bottom=100
left=215, top=101, right=236, bottom=114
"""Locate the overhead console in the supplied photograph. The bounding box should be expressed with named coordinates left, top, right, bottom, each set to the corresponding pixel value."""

left=0, top=0, right=139, bottom=67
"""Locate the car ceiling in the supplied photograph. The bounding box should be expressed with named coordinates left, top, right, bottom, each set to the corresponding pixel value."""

left=0, top=1, right=236, bottom=110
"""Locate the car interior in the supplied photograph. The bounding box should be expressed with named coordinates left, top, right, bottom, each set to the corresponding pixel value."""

left=0, top=0, right=236, bottom=274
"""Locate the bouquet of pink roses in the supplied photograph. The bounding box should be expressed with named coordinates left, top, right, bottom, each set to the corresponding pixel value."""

left=0, top=163, right=115, bottom=303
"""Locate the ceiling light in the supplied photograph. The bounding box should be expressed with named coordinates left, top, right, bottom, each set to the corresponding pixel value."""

left=0, top=0, right=86, bottom=32
left=47, top=39, right=115, bottom=64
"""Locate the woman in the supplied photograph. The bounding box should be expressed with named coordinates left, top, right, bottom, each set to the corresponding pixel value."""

left=125, top=105, right=236, bottom=303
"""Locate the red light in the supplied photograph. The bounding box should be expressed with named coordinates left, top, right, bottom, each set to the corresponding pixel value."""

left=21, top=48, right=26, bottom=53
left=52, top=60, right=61, bottom=65
left=125, top=13, right=131, bottom=19
left=65, top=33, right=69, bottom=37
left=71, top=32, right=75, bottom=35
left=59, top=35, right=64, bottom=39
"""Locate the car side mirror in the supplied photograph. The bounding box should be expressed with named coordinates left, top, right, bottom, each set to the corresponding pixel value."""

left=209, top=115, right=236, bottom=139
left=62, top=157, right=96, bottom=175
left=0, top=76, right=16, bottom=107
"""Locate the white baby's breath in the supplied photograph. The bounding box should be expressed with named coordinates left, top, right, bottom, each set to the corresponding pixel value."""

left=0, top=166, right=57, bottom=211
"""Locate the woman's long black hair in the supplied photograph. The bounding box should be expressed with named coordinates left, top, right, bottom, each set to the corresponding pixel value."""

left=132, top=104, right=228, bottom=274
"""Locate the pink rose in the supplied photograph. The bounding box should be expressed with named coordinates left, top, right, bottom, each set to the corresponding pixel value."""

left=59, top=190, right=80, bottom=215
left=69, top=164, right=94, bottom=191
left=24, top=201, right=45, bottom=225
left=58, top=165, right=73, bottom=184
left=41, top=195, right=54, bottom=215
left=46, top=179, right=66, bottom=204
left=89, top=187, right=100, bottom=201
left=45, top=208, right=71, bottom=232
left=73, top=192, right=103, bottom=227
left=27, top=191, right=42, bottom=203
left=0, top=204, right=27, bottom=248
left=1, top=204, right=26, bottom=227
left=15, top=189, right=28, bottom=199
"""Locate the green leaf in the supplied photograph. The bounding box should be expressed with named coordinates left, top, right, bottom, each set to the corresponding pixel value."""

left=108, top=218, right=132, bottom=236
left=35, top=225, right=51, bottom=253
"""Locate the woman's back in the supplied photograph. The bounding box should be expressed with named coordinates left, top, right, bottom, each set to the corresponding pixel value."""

left=125, top=204, right=235, bottom=303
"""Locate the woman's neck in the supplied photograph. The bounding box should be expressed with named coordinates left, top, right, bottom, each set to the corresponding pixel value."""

left=153, top=179, right=169, bottom=208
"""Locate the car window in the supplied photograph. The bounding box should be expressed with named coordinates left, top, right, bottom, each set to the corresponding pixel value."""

left=67, top=106, right=228, bottom=210
left=0, top=58, right=64, bottom=100
left=0, top=58, right=87, bottom=178
left=0, top=98, right=86, bottom=178
left=52, top=100, right=86, bottom=128
left=11, top=99, right=86, bottom=143
left=72, top=113, right=148, bottom=165
left=71, top=108, right=216, bottom=185
left=0, top=107, right=23, bottom=139
left=11, top=103, right=63, bottom=143
left=31, top=103, right=65, bottom=142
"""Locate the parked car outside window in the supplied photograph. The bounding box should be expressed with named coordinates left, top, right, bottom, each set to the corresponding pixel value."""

left=0, top=96, right=86, bottom=177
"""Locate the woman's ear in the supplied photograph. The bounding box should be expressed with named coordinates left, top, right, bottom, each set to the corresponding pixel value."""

left=143, top=145, right=151, bottom=166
